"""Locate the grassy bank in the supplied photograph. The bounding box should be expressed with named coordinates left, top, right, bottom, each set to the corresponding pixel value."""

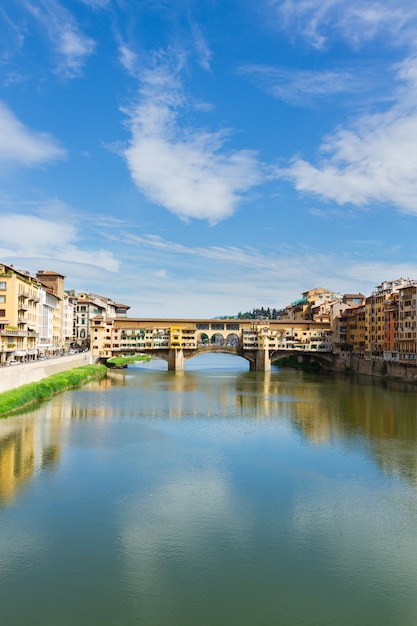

left=0, top=364, right=108, bottom=418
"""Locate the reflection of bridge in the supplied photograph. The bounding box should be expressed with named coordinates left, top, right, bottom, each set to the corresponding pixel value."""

left=92, top=318, right=334, bottom=371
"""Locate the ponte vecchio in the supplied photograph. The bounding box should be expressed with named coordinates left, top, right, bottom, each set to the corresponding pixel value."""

left=91, top=318, right=334, bottom=371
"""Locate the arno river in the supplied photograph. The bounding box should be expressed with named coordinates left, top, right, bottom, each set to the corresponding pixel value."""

left=1, top=354, right=417, bottom=626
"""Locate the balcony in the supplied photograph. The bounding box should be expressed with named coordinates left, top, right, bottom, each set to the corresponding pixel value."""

left=0, top=329, right=38, bottom=337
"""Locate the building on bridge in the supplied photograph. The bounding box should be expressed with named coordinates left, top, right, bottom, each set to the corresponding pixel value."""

left=91, top=317, right=333, bottom=371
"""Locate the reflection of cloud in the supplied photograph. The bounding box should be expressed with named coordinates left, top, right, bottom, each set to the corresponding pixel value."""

left=0, top=531, right=43, bottom=577
left=291, top=480, right=417, bottom=586
left=119, top=470, right=250, bottom=594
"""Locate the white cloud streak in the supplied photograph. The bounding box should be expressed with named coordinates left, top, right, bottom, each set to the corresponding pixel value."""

left=122, top=65, right=264, bottom=223
left=25, top=0, right=95, bottom=77
left=0, top=213, right=119, bottom=272
left=190, top=22, right=212, bottom=71
left=0, top=101, right=66, bottom=165
left=268, top=0, right=417, bottom=49
left=240, top=64, right=362, bottom=105
left=281, top=56, right=417, bottom=214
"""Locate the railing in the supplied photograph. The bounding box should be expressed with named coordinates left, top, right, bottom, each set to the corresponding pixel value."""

left=0, top=329, right=38, bottom=337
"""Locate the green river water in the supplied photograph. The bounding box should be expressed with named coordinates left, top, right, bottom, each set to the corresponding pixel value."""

left=1, top=353, right=417, bottom=625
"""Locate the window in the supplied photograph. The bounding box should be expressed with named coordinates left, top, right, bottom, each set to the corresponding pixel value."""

left=0, top=282, right=6, bottom=290
left=0, top=295, right=5, bottom=303
left=0, top=309, right=5, bottom=317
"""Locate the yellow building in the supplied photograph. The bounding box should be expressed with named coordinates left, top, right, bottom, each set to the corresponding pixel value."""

left=0, top=263, right=39, bottom=365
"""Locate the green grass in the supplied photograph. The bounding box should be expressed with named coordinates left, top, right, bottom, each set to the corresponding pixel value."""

left=0, top=364, right=108, bottom=418
left=107, top=355, right=151, bottom=366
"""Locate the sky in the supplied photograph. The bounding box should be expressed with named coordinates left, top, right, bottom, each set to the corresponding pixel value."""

left=1, top=0, right=417, bottom=317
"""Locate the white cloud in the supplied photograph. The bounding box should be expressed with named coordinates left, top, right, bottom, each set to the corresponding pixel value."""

left=122, top=65, right=263, bottom=223
left=190, top=22, right=212, bottom=71
left=116, top=231, right=403, bottom=316
left=118, top=44, right=138, bottom=76
left=240, top=64, right=363, bottom=105
left=0, top=101, right=66, bottom=166
left=26, top=0, right=95, bottom=77
left=0, top=213, right=119, bottom=272
left=281, top=56, right=417, bottom=214
left=268, top=0, right=417, bottom=49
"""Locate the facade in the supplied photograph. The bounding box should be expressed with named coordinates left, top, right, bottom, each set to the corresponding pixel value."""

left=0, top=264, right=40, bottom=364
left=75, top=293, right=129, bottom=347
left=396, top=284, right=417, bottom=362
left=36, top=271, right=65, bottom=352
left=37, top=285, right=60, bottom=356
left=2, top=257, right=417, bottom=369
left=0, top=262, right=127, bottom=363
left=91, top=317, right=334, bottom=361
left=282, top=287, right=343, bottom=321
left=63, top=291, right=77, bottom=350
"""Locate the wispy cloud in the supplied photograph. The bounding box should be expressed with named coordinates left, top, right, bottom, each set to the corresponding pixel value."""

left=240, top=64, right=362, bottom=106
left=25, top=0, right=95, bottom=77
left=267, top=0, right=417, bottom=49
left=118, top=44, right=139, bottom=76
left=190, top=21, right=212, bottom=71
left=0, top=101, right=66, bottom=166
left=108, top=230, right=417, bottom=316
left=281, top=56, right=417, bottom=214
left=121, top=63, right=264, bottom=223
left=0, top=212, right=119, bottom=272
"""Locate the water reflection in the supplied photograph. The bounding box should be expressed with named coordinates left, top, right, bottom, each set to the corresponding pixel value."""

left=1, top=357, right=417, bottom=625
left=1, top=362, right=417, bottom=507
left=0, top=404, right=62, bottom=505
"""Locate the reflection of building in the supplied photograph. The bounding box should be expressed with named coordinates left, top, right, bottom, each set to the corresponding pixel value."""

left=0, top=405, right=62, bottom=506
left=0, top=424, right=35, bottom=504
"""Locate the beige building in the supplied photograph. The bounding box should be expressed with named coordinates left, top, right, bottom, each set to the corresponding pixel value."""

left=36, top=270, right=66, bottom=353
left=396, top=283, right=417, bottom=363
left=0, top=264, right=40, bottom=365
left=75, top=292, right=129, bottom=348
left=282, top=287, right=343, bottom=321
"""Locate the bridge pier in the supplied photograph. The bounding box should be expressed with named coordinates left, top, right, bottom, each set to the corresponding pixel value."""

left=249, top=350, right=271, bottom=372
left=168, top=349, right=184, bottom=371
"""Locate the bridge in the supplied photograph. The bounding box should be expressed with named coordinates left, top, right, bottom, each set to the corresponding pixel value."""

left=91, top=317, right=334, bottom=371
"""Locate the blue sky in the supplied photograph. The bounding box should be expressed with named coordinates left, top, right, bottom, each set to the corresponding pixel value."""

left=1, top=0, right=417, bottom=317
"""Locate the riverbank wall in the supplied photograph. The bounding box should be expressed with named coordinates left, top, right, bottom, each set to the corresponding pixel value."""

left=0, top=352, right=93, bottom=394
left=330, top=352, right=417, bottom=382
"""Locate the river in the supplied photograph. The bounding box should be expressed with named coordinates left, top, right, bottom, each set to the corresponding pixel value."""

left=1, top=353, right=417, bottom=625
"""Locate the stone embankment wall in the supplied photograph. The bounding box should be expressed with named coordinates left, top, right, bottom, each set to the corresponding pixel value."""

left=331, top=352, right=417, bottom=382
left=0, top=352, right=93, bottom=394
